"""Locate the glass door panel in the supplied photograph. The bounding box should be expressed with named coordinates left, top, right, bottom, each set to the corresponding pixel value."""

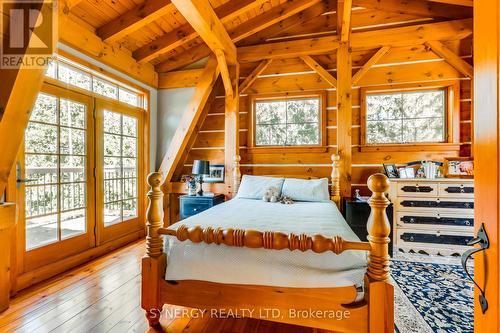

left=96, top=100, right=143, bottom=244
left=22, top=84, right=95, bottom=270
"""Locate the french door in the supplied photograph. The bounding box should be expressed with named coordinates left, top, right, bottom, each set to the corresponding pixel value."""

left=20, top=84, right=95, bottom=271
left=20, top=83, right=144, bottom=271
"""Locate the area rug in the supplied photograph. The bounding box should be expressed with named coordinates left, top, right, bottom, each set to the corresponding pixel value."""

left=391, top=254, right=474, bottom=333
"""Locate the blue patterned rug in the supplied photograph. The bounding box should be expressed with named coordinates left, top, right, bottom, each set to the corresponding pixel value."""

left=391, top=258, right=474, bottom=333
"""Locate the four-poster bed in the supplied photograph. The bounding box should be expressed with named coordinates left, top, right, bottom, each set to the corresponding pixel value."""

left=141, top=154, right=394, bottom=332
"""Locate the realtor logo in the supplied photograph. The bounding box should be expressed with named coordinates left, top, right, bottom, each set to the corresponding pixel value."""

left=1, top=0, right=57, bottom=69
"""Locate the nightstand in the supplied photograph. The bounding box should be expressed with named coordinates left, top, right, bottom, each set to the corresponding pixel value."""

left=343, top=198, right=394, bottom=256
left=179, top=194, right=225, bottom=220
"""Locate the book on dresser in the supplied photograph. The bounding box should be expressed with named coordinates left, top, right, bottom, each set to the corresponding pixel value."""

left=388, top=178, right=474, bottom=256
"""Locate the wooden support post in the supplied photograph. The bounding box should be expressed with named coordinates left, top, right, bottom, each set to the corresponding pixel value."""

left=365, top=173, right=394, bottom=333
left=352, top=46, right=391, bottom=85
left=300, top=55, right=337, bottom=87
left=224, top=64, right=240, bottom=198
left=240, top=59, right=272, bottom=93
left=233, top=155, right=242, bottom=196
left=336, top=42, right=353, bottom=199
left=142, top=172, right=166, bottom=327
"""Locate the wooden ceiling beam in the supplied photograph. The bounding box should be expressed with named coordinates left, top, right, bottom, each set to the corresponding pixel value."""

left=352, top=0, right=472, bottom=19
left=239, top=59, right=272, bottom=93
left=134, top=0, right=266, bottom=64
left=158, top=56, right=220, bottom=184
left=238, top=18, right=472, bottom=62
left=158, top=69, right=205, bottom=89
left=155, top=0, right=321, bottom=72
left=300, top=55, right=337, bottom=87
left=62, top=0, right=84, bottom=11
left=426, top=0, right=473, bottom=6
left=352, top=46, right=391, bottom=84
left=58, top=6, right=158, bottom=87
left=170, top=0, right=237, bottom=65
left=97, top=0, right=174, bottom=44
left=425, top=41, right=473, bottom=78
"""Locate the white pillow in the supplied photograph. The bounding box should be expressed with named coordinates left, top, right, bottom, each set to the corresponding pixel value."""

left=236, top=175, right=285, bottom=199
left=281, top=178, right=330, bottom=202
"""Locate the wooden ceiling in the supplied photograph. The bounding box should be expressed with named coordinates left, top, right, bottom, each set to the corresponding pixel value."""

left=60, top=0, right=473, bottom=87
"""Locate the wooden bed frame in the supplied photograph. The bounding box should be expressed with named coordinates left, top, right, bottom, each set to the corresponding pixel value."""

left=142, top=154, right=394, bottom=332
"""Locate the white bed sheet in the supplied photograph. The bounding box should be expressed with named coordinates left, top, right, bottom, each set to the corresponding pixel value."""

left=164, top=198, right=368, bottom=288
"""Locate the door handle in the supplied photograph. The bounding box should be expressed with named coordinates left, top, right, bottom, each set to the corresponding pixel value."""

left=461, top=223, right=489, bottom=313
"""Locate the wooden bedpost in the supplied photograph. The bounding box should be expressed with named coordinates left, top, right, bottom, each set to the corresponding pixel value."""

left=142, top=172, right=166, bottom=328
left=233, top=155, right=241, bottom=196
left=331, top=154, right=341, bottom=208
left=366, top=173, right=394, bottom=333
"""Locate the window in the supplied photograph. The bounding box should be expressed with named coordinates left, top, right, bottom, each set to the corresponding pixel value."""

left=44, top=56, right=144, bottom=108
left=363, top=88, right=447, bottom=145
left=253, top=96, right=323, bottom=146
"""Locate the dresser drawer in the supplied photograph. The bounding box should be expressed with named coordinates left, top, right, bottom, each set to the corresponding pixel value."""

left=397, top=182, right=438, bottom=197
left=397, top=229, right=473, bottom=247
left=395, top=197, right=474, bottom=213
left=438, top=183, right=474, bottom=198
left=396, top=211, right=474, bottom=231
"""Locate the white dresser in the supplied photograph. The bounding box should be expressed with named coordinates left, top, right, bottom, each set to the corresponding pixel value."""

left=388, top=178, right=474, bottom=256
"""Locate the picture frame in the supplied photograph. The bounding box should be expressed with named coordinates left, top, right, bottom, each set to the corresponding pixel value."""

left=444, top=157, right=474, bottom=178
left=383, top=164, right=399, bottom=178
left=398, top=167, right=416, bottom=179
left=203, top=164, right=225, bottom=183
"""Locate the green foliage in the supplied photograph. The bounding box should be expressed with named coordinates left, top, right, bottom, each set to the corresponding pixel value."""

left=366, top=90, right=445, bottom=144
left=255, top=98, right=320, bottom=146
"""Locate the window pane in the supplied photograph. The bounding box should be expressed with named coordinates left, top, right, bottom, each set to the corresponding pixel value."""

left=60, top=127, right=86, bottom=155
left=25, top=122, right=58, bottom=154
left=25, top=185, right=58, bottom=218
left=61, top=209, right=86, bottom=240
left=61, top=183, right=86, bottom=211
left=119, top=88, right=140, bottom=107
left=31, top=93, right=57, bottom=124
left=25, top=154, right=58, bottom=185
left=58, top=63, right=92, bottom=90
left=93, top=78, right=118, bottom=99
left=104, top=202, right=122, bottom=226
left=122, top=115, right=137, bottom=137
left=104, top=111, right=122, bottom=134
left=123, top=199, right=137, bottom=221
left=104, top=133, right=122, bottom=157
left=104, top=157, right=122, bottom=179
left=365, top=90, right=445, bottom=144
left=61, top=155, right=85, bottom=183
left=122, top=136, right=137, bottom=157
left=26, top=215, right=58, bottom=250
left=60, top=99, right=86, bottom=129
left=254, top=97, right=321, bottom=146
left=105, top=179, right=123, bottom=202
left=45, top=60, right=57, bottom=79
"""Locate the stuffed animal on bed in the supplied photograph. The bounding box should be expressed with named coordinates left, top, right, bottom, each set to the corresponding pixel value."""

left=262, top=186, right=279, bottom=202
left=279, top=196, right=294, bottom=204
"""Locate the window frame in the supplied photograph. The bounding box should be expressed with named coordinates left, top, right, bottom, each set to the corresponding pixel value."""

left=360, top=81, right=461, bottom=152
left=248, top=91, right=327, bottom=152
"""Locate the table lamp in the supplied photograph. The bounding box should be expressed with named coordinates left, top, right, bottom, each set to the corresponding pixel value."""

left=192, top=160, right=210, bottom=196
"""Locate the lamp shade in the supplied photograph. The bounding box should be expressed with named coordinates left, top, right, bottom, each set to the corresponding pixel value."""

left=192, top=160, right=210, bottom=175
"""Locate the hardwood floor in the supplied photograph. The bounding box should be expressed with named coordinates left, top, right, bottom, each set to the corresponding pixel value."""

left=0, top=240, right=331, bottom=333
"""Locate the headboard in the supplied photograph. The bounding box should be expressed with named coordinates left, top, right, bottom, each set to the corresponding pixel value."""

left=232, top=154, right=342, bottom=208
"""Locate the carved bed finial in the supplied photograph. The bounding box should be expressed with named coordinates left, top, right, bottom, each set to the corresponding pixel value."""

left=366, top=173, right=391, bottom=282
left=146, top=172, right=164, bottom=257
left=331, top=154, right=341, bottom=208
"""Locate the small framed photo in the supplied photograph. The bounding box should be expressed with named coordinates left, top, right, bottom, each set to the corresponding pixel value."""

left=383, top=164, right=399, bottom=178
left=398, top=167, right=416, bottom=179
left=444, top=157, right=474, bottom=178
left=204, top=164, right=225, bottom=183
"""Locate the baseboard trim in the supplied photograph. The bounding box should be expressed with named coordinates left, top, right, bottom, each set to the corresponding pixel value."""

left=14, top=231, right=144, bottom=293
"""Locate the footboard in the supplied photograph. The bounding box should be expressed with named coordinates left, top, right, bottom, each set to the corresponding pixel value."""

left=142, top=160, right=393, bottom=332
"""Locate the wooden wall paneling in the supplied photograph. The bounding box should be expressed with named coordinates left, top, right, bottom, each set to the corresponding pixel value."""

left=351, top=0, right=472, bottom=19
left=336, top=42, right=353, bottom=199
left=352, top=46, right=391, bottom=85
left=240, top=60, right=273, bottom=93
left=201, top=113, right=248, bottom=131
left=224, top=64, right=240, bottom=197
